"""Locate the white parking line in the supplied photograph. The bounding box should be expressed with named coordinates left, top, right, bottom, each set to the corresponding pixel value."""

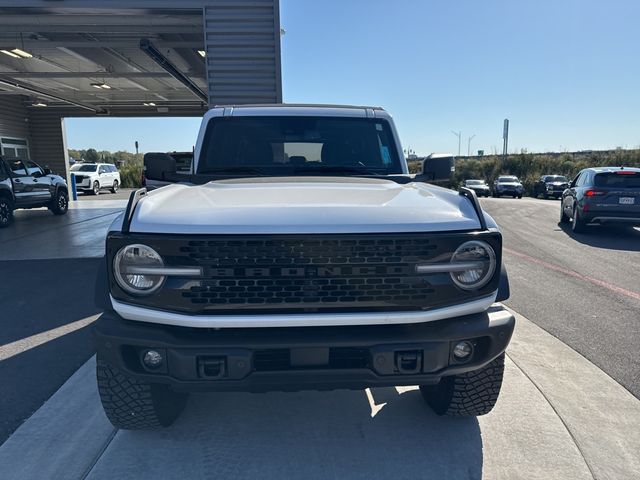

left=0, top=314, right=100, bottom=362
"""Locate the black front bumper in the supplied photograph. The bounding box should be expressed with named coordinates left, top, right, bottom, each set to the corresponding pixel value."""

left=94, top=306, right=515, bottom=393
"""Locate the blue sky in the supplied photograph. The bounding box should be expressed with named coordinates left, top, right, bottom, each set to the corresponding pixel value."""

left=67, top=0, right=640, bottom=156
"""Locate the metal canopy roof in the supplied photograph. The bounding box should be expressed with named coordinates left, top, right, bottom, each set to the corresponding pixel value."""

left=0, top=0, right=280, bottom=116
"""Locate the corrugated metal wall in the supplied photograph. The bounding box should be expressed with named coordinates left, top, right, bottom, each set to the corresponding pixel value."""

left=204, top=0, right=282, bottom=105
left=0, top=96, right=31, bottom=147
left=0, top=96, right=67, bottom=176
left=27, top=110, right=67, bottom=176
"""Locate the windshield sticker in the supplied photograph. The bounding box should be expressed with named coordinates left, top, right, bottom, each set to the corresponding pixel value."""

left=380, top=146, right=392, bottom=165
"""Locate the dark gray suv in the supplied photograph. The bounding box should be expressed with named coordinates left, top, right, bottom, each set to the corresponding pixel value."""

left=0, top=156, right=69, bottom=227
left=560, top=166, right=640, bottom=233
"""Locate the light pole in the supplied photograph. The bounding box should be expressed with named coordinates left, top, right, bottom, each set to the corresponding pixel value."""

left=451, top=130, right=461, bottom=157
left=467, top=134, right=476, bottom=157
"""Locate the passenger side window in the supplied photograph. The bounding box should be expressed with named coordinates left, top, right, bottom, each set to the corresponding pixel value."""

left=8, top=159, right=27, bottom=176
left=24, top=160, right=43, bottom=177
left=99, top=166, right=106, bottom=175
left=576, top=172, right=588, bottom=187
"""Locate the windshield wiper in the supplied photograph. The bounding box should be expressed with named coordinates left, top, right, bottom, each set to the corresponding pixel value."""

left=198, top=166, right=267, bottom=175
left=293, top=165, right=380, bottom=175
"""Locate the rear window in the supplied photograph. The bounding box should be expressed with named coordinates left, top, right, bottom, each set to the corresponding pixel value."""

left=498, top=176, right=518, bottom=182
left=594, top=172, right=640, bottom=188
left=198, top=116, right=403, bottom=175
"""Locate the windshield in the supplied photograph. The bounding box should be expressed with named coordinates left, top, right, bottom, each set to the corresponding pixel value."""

left=198, top=116, right=403, bottom=175
left=71, top=164, right=97, bottom=172
left=498, top=176, right=519, bottom=182
left=465, top=180, right=484, bottom=185
left=545, top=175, right=568, bottom=182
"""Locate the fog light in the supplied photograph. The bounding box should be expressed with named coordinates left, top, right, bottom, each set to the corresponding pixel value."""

left=143, top=350, right=163, bottom=368
left=453, top=341, right=473, bottom=359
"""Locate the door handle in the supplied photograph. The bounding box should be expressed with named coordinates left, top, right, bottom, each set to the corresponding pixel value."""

left=14, top=179, right=21, bottom=183
left=33, top=178, right=38, bottom=182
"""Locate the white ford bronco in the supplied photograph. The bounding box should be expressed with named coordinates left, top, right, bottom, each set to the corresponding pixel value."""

left=94, top=105, right=514, bottom=429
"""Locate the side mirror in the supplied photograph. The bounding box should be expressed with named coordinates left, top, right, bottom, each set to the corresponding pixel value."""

left=144, top=152, right=176, bottom=181
left=43, top=167, right=52, bottom=175
left=416, top=155, right=455, bottom=184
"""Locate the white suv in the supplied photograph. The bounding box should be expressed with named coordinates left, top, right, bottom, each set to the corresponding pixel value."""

left=70, top=163, right=121, bottom=195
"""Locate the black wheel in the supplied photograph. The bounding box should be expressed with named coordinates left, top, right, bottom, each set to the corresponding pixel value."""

left=512, top=194, right=516, bottom=198
left=517, top=195, right=522, bottom=199
left=111, top=180, right=119, bottom=194
left=571, top=205, right=587, bottom=233
left=0, top=196, right=14, bottom=228
left=420, top=353, right=505, bottom=416
left=50, top=189, right=69, bottom=215
left=560, top=203, right=570, bottom=224
left=97, top=355, right=188, bottom=429
left=92, top=181, right=100, bottom=195
left=542, top=192, right=548, bottom=199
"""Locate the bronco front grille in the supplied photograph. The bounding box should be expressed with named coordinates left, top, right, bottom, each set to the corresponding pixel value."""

left=107, top=233, right=502, bottom=314
left=180, top=237, right=438, bottom=308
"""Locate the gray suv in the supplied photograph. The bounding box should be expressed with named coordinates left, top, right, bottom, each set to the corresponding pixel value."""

left=0, top=156, right=69, bottom=227
left=560, top=167, right=640, bottom=233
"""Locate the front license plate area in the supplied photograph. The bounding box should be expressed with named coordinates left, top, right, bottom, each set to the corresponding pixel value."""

left=619, top=197, right=635, bottom=205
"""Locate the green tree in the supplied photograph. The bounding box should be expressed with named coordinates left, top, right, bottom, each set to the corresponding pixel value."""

left=85, top=148, right=100, bottom=163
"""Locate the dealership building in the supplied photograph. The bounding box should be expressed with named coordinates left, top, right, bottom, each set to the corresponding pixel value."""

left=0, top=0, right=282, bottom=180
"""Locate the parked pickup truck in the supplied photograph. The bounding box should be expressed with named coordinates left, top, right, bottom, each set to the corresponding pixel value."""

left=94, top=104, right=514, bottom=429
left=0, top=156, right=69, bottom=227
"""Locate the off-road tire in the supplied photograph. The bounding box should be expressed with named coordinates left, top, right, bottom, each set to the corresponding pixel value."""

left=111, top=180, right=119, bottom=194
left=50, top=189, right=69, bottom=215
left=420, top=353, right=505, bottom=416
left=92, top=181, right=100, bottom=195
left=0, top=195, right=14, bottom=227
left=96, top=356, right=188, bottom=429
left=571, top=205, right=587, bottom=233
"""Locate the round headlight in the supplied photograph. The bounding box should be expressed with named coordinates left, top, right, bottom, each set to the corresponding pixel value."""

left=450, top=240, right=496, bottom=290
left=113, top=244, right=165, bottom=295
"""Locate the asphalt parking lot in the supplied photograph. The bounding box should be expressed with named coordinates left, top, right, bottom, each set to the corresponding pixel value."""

left=0, top=194, right=639, bottom=479
left=0, top=195, right=127, bottom=443
left=480, top=197, right=640, bottom=398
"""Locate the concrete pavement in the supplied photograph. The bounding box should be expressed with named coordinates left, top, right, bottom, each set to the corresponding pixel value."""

left=0, top=194, right=126, bottom=261
left=1, top=309, right=639, bottom=480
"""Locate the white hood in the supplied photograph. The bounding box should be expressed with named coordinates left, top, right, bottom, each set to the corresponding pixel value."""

left=128, top=177, right=483, bottom=234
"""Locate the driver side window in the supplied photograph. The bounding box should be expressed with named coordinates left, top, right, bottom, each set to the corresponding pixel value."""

left=571, top=172, right=582, bottom=188
left=575, top=172, right=588, bottom=187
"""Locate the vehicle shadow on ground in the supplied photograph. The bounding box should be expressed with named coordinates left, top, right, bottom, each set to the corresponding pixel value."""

left=557, top=222, right=640, bottom=252
left=100, top=388, right=483, bottom=479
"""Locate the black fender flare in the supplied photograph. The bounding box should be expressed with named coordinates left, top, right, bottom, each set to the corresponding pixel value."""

left=496, top=262, right=510, bottom=302
left=94, top=255, right=112, bottom=311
